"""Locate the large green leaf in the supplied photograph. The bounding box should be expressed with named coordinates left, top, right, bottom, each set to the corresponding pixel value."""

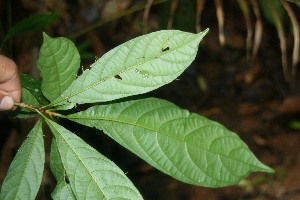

left=45, top=118, right=143, bottom=200
left=69, top=98, right=274, bottom=188
left=50, top=139, right=76, bottom=200
left=37, top=33, right=80, bottom=102
left=0, top=120, right=45, bottom=200
left=50, top=29, right=208, bottom=107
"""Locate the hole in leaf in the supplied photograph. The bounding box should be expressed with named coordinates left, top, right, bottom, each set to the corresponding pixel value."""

left=161, top=47, right=170, bottom=52
left=114, top=75, right=122, bottom=80
left=64, top=174, right=70, bottom=183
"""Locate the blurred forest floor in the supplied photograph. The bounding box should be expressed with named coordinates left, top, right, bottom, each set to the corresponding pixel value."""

left=1, top=0, right=300, bottom=199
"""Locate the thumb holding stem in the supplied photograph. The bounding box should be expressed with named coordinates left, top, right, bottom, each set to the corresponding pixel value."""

left=0, top=55, right=21, bottom=111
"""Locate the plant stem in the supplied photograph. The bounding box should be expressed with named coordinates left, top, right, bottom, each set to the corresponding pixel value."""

left=14, top=102, right=58, bottom=117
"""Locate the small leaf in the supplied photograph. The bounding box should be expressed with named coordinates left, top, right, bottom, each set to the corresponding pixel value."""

left=6, top=74, right=49, bottom=118
left=69, top=98, right=274, bottom=188
left=37, top=33, right=81, bottom=102
left=2, top=13, right=60, bottom=44
left=0, top=120, right=45, bottom=200
left=6, top=88, right=38, bottom=118
left=20, top=73, right=49, bottom=106
left=50, top=29, right=208, bottom=107
left=45, top=118, right=143, bottom=200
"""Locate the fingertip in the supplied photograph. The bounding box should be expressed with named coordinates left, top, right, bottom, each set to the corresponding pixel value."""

left=0, top=96, right=15, bottom=111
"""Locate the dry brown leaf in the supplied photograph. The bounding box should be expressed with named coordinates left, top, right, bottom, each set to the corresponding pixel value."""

left=167, top=0, right=178, bottom=29
left=266, top=0, right=289, bottom=82
left=102, top=0, right=132, bottom=19
left=279, top=95, right=300, bottom=114
left=281, top=0, right=299, bottom=82
left=237, top=0, right=253, bottom=62
left=195, top=0, right=206, bottom=33
left=143, top=0, right=154, bottom=33
left=250, top=0, right=263, bottom=64
left=214, top=0, right=225, bottom=46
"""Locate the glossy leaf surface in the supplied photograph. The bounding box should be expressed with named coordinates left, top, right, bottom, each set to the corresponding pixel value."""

left=0, top=120, right=44, bottom=200
left=70, top=98, right=274, bottom=187
left=46, top=119, right=143, bottom=200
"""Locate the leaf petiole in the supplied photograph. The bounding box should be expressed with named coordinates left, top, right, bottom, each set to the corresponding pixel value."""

left=14, top=102, right=58, bottom=117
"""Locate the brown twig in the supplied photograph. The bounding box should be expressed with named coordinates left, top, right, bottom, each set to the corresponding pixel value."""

left=14, top=102, right=57, bottom=117
left=196, top=0, right=206, bottom=33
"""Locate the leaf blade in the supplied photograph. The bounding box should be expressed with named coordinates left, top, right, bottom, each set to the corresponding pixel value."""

left=69, top=98, right=274, bottom=187
left=52, top=29, right=208, bottom=106
left=37, top=33, right=81, bottom=102
left=6, top=74, right=49, bottom=118
left=45, top=118, right=143, bottom=200
left=0, top=120, right=45, bottom=200
left=50, top=139, right=76, bottom=200
left=20, top=73, right=49, bottom=106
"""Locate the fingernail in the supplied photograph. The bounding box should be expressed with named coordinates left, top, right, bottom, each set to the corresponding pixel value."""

left=0, top=96, right=14, bottom=110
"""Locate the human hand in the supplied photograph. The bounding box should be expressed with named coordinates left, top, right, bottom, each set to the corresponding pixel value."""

left=0, top=55, right=21, bottom=111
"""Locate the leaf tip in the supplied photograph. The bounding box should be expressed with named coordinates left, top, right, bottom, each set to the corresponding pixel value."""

left=262, top=165, right=275, bottom=173
left=255, top=161, right=275, bottom=174
left=197, top=28, right=209, bottom=43
left=201, top=28, right=209, bottom=36
left=42, top=32, right=50, bottom=39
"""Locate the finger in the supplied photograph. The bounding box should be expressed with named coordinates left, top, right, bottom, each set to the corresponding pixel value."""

left=0, top=55, right=21, bottom=103
left=0, top=95, right=15, bottom=111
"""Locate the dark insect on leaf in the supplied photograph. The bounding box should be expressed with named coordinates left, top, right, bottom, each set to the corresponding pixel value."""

left=114, top=75, right=122, bottom=80
left=161, top=47, right=170, bottom=52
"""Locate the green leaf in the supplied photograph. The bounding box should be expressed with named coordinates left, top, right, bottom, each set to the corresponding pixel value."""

left=6, top=87, right=38, bottom=118
left=20, top=73, right=49, bottom=105
left=6, top=74, right=49, bottom=118
left=52, top=182, right=76, bottom=200
left=69, top=98, right=274, bottom=188
left=50, top=139, right=76, bottom=200
left=260, top=0, right=284, bottom=26
left=0, top=120, right=45, bottom=200
left=37, top=33, right=81, bottom=102
left=50, top=29, right=208, bottom=107
left=45, top=118, right=143, bottom=200
left=2, top=13, right=60, bottom=45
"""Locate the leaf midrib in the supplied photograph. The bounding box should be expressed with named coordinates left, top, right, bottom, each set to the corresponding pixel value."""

left=7, top=121, right=42, bottom=199
left=68, top=114, right=268, bottom=172
left=47, top=119, right=109, bottom=200
left=45, top=38, right=63, bottom=97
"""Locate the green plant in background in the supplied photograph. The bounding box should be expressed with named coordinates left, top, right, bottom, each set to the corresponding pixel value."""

left=0, top=12, right=61, bottom=56
left=0, top=29, right=274, bottom=199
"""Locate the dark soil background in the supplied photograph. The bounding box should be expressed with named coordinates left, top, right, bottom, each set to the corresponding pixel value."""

left=1, top=0, right=300, bottom=199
